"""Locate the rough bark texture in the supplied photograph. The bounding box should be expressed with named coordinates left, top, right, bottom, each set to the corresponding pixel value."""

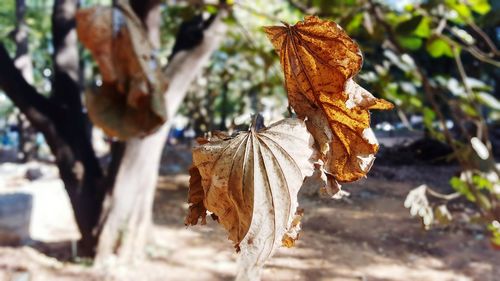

left=95, top=8, right=227, bottom=264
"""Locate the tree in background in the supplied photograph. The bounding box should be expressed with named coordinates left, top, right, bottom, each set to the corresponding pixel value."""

left=0, top=0, right=226, bottom=262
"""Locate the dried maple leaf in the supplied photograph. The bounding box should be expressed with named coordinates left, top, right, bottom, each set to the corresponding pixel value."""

left=76, top=4, right=167, bottom=140
left=264, top=16, right=393, bottom=183
left=187, top=117, right=314, bottom=277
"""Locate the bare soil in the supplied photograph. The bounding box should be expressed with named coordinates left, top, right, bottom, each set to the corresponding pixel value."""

left=0, top=157, right=499, bottom=280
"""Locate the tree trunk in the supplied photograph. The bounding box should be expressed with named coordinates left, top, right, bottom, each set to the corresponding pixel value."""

left=0, top=0, right=106, bottom=254
left=13, top=0, right=33, bottom=85
left=13, top=0, right=37, bottom=162
left=16, top=112, right=37, bottom=162
left=95, top=13, right=227, bottom=265
left=50, top=0, right=109, bottom=257
left=1, top=0, right=226, bottom=261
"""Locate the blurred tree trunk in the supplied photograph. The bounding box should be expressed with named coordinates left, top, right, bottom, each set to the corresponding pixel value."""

left=0, top=0, right=107, bottom=257
left=13, top=0, right=37, bottom=162
left=50, top=0, right=107, bottom=256
left=13, top=0, right=33, bottom=84
left=0, top=0, right=226, bottom=261
left=94, top=1, right=227, bottom=264
left=16, top=113, right=37, bottom=162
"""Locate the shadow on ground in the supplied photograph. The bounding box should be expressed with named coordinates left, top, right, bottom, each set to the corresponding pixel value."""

left=0, top=164, right=499, bottom=281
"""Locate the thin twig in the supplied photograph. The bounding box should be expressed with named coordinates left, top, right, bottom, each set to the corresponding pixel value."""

left=426, top=188, right=461, bottom=201
left=445, top=31, right=500, bottom=67
left=467, top=20, right=499, bottom=56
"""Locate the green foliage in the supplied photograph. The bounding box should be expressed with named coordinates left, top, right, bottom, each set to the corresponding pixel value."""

left=450, top=176, right=475, bottom=202
left=426, top=37, right=454, bottom=58
left=469, top=0, right=492, bottom=14
left=395, top=15, right=431, bottom=38
left=488, top=221, right=500, bottom=247
left=396, top=35, right=422, bottom=50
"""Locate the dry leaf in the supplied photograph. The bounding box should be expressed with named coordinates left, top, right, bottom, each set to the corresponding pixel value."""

left=187, top=118, right=314, bottom=278
left=404, top=184, right=434, bottom=229
left=264, top=16, right=393, bottom=183
left=76, top=4, right=167, bottom=140
left=75, top=6, right=115, bottom=82
left=281, top=208, right=304, bottom=248
left=185, top=166, right=207, bottom=225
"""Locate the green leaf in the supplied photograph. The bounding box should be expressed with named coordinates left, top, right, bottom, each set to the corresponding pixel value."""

left=346, top=13, right=363, bottom=34
left=415, top=16, right=432, bottom=38
left=468, top=0, right=491, bottom=15
left=488, top=221, right=500, bottom=248
left=460, top=103, right=479, bottom=117
left=409, top=96, right=422, bottom=108
left=396, top=15, right=422, bottom=34
left=395, top=15, right=431, bottom=38
left=426, top=37, right=454, bottom=58
left=472, top=174, right=493, bottom=191
left=477, top=193, right=492, bottom=210
left=397, top=36, right=422, bottom=50
left=423, top=106, right=436, bottom=130
left=450, top=177, right=475, bottom=202
left=205, top=5, right=218, bottom=14
left=453, top=3, right=472, bottom=20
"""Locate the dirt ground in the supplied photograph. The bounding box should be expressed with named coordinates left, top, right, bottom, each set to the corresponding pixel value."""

left=0, top=158, right=499, bottom=280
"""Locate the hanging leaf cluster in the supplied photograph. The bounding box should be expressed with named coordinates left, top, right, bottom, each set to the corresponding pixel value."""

left=76, top=3, right=167, bottom=140
left=186, top=16, right=393, bottom=279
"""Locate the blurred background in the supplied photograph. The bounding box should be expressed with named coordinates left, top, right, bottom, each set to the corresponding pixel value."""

left=0, top=0, right=499, bottom=280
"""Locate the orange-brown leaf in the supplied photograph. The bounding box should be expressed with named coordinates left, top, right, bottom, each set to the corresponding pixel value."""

left=264, top=16, right=393, bottom=182
left=185, top=166, right=207, bottom=226
left=76, top=4, right=167, bottom=140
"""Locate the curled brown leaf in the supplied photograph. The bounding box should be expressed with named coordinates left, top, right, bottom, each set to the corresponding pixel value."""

left=264, top=16, right=393, bottom=183
left=76, top=4, right=167, bottom=140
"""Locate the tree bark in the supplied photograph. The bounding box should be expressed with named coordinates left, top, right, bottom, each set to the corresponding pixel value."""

left=95, top=10, right=227, bottom=265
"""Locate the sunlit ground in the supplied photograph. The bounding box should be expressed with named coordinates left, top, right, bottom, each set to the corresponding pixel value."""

left=0, top=145, right=499, bottom=281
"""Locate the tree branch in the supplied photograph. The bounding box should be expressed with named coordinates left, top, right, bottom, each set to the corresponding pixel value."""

left=0, top=44, right=59, bottom=127
left=51, top=0, right=83, bottom=109
left=467, top=21, right=499, bottom=56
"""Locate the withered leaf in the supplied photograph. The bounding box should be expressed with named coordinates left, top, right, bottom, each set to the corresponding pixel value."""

left=75, top=6, right=115, bottom=82
left=281, top=208, right=304, bottom=248
left=76, top=4, right=167, bottom=140
left=264, top=16, right=393, bottom=183
left=185, top=166, right=207, bottom=226
left=187, top=118, right=314, bottom=275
